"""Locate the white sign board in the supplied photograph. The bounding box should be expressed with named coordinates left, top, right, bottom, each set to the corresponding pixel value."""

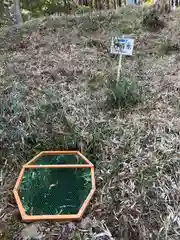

left=111, top=37, right=134, bottom=56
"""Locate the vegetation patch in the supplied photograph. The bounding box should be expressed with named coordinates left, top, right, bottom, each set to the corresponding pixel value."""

left=1, top=5, right=180, bottom=240
left=157, top=39, right=180, bottom=55
left=142, top=9, right=165, bottom=30
left=106, top=77, right=145, bottom=109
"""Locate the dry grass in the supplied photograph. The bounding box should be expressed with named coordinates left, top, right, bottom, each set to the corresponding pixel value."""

left=142, top=8, right=166, bottom=31
left=1, top=6, right=180, bottom=240
left=106, top=76, right=145, bottom=109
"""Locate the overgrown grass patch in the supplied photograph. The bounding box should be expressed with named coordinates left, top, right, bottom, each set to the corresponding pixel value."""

left=95, top=116, right=180, bottom=239
left=1, top=6, right=180, bottom=240
left=83, top=122, right=113, bottom=165
left=75, top=6, right=91, bottom=15
left=87, top=72, right=106, bottom=89
left=118, top=23, right=133, bottom=34
left=106, top=77, right=145, bottom=109
left=0, top=81, right=81, bottom=164
left=157, top=39, right=180, bottom=55
left=142, top=8, right=165, bottom=31
left=85, top=38, right=107, bottom=50
left=79, top=17, right=99, bottom=32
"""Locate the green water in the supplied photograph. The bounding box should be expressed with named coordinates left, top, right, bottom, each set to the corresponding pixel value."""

left=30, top=154, right=86, bottom=165
left=19, top=168, right=92, bottom=215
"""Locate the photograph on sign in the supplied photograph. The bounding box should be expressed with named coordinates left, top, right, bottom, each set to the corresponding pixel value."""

left=110, top=37, right=134, bottom=56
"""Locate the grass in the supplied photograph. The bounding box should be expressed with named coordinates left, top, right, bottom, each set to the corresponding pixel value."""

left=142, top=8, right=165, bottom=30
left=157, top=39, right=180, bottom=55
left=75, top=5, right=91, bottom=15
left=1, top=6, right=180, bottom=240
left=87, top=72, right=105, bottom=89
left=106, top=77, right=144, bottom=109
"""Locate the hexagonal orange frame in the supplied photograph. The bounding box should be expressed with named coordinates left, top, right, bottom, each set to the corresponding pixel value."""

left=13, top=151, right=95, bottom=222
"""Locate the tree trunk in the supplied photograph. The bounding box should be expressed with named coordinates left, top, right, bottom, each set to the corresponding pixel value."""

left=105, top=0, right=110, bottom=8
left=14, top=0, right=22, bottom=29
left=117, top=0, right=122, bottom=6
left=83, top=0, right=88, bottom=5
left=88, top=0, right=93, bottom=8
left=0, top=0, right=4, bottom=13
left=93, top=0, right=98, bottom=9
left=97, top=0, right=102, bottom=9
left=0, top=0, right=5, bottom=23
left=113, top=0, right=116, bottom=8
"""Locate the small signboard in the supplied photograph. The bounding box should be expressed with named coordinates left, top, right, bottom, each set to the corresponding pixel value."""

left=111, top=37, right=134, bottom=56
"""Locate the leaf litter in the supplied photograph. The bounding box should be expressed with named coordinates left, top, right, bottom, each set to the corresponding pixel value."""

left=1, top=7, right=180, bottom=240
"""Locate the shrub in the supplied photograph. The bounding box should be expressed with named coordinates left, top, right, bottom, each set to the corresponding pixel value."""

left=142, top=9, right=165, bottom=30
left=106, top=77, right=144, bottom=109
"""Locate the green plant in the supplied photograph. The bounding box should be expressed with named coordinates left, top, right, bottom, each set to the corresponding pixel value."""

left=157, top=39, right=180, bottom=55
left=142, top=9, right=165, bottom=30
left=79, top=17, right=99, bottom=32
left=75, top=5, right=91, bottom=15
left=118, top=22, right=133, bottom=34
left=87, top=72, right=105, bottom=89
left=106, top=77, right=144, bottom=109
left=121, top=25, right=132, bottom=34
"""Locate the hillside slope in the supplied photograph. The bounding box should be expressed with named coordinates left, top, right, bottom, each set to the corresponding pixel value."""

left=1, top=6, right=180, bottom=239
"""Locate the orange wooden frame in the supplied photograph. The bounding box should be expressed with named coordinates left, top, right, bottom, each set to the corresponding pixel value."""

left=13, top=151, right=95, bottom=222
left=25, top=151, right=93, bottom=166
